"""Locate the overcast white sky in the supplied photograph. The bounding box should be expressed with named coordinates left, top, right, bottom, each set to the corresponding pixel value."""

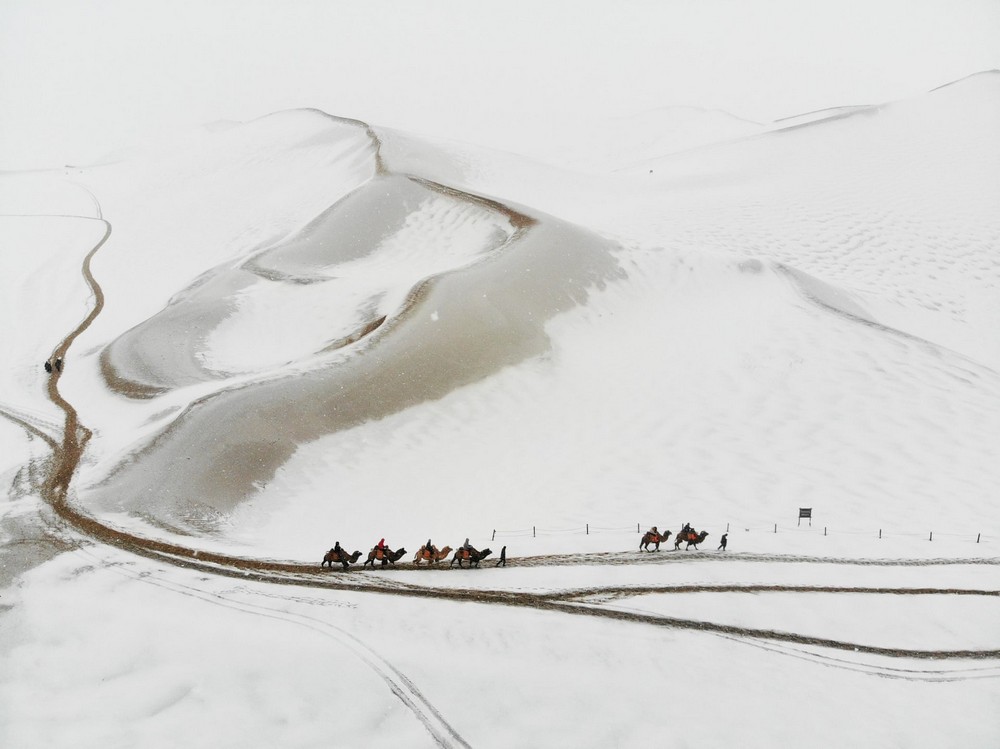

left=1, top=0, right=999, bottom=169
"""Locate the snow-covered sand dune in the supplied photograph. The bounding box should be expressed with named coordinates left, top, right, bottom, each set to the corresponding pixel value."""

left=3, top=71, right=976, bottom=552
left=1, top=74, right=999, bottom=748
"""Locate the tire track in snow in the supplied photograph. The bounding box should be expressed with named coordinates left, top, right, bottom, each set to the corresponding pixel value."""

left=712, top=634, right=1000, bottom=682
left=71, top=546, right=1000, bottom=662
left=550, top=583, right=1000, bottom=601
left=0, top=404, right=61, bottom=449
left=76, top=547, right=472, bottom=749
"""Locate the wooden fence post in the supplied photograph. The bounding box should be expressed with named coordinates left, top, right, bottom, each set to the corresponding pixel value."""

left=492, top=529, right=496, bottom=541
left=533, top=526, right=536, bottom=538
left=977, top=533, right=981, bottom=543
left=929, top=531, right=933, bottom=541
left=586, top=523, right=589, bottom=535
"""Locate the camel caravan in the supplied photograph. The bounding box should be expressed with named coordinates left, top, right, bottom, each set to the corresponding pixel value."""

left=638, top=524, right=709, bottom=552
left=320, top=524, right=715, bottom=572
left=321, top=537, right=499, bottom=571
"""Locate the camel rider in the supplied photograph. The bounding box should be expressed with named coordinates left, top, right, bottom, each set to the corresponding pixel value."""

left=425, top=538, right=435, bottom=560
left=648, top=526, right=659, bottom=540
left=333, top=541, right=342, bottom=558
left=376, top=538, right=386, bottom=559
left=463, top=537, right=476, bottom=558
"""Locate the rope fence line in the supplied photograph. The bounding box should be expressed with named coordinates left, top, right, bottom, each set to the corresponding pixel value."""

left=488, top=522, right=991, bottom=544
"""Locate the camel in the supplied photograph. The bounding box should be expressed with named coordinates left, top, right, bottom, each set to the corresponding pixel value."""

left=451, top=547, right=492, bottom=568
left=639, top=529, right=672, bottom=551
left=363, top=546, right=407, bottom=568
left=321, top=548, right=362, bottom=571
left=673, top=530, right=709, bottom=550
left=413, top=545, right=453, bottom=565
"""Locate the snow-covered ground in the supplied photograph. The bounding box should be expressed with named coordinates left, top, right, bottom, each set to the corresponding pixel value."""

left=2, top=63, right=1000, bottom=749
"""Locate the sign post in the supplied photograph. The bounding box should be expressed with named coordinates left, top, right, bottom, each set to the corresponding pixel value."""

left=798, top=508, right=812, bottom=527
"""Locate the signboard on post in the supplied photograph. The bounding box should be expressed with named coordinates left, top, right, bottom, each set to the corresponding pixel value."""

left=798, top=508, right=812, bottom=527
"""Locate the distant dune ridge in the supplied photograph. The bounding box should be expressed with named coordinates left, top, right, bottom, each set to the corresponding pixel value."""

left=2, top=73, right=997, bottom=550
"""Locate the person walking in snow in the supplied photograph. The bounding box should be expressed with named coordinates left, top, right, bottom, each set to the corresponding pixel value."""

left=717, top=533, right=728, bottom=551
left=494, top=545, right=507, bottom=567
